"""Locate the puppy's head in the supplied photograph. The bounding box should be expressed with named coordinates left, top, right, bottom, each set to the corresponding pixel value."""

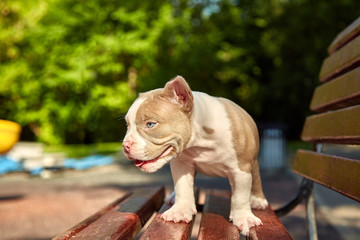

left=122, top=76, right=193, bottom=173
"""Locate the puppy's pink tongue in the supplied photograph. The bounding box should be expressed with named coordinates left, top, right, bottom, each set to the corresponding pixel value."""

left=135, top=160, right=145, bottom=167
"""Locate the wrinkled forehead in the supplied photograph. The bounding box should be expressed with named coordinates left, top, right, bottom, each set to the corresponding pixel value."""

left=126, top=89, right=177, bottom=124
left=125, top=89, right=170, bottom=122
left=125, top=97, right=146, bottom=123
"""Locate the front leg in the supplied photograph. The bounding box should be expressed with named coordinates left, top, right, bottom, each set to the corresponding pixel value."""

left=229, top=170, right=263, bottom=236
left=161, top=159, right=197, bottom=223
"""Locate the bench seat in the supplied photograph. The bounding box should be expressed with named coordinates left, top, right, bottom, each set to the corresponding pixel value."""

left=52, top=186, right=292, bottom=240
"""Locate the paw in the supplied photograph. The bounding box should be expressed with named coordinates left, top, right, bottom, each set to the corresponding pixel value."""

left=250, top=195, right=268, bottom=210
left=161, top=203, right=197, bottom=223
left=230, top=210, right=262, bottom=236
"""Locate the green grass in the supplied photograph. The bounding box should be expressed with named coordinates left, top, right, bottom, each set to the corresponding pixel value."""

left=44, top=142, right=122, bottom=158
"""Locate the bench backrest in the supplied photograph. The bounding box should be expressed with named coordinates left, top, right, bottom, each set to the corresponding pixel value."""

left=292, top=16, right=360, bottom=203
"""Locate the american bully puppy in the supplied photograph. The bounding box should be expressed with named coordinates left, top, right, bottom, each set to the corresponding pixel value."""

left=122, top=76, right=268, bottom=236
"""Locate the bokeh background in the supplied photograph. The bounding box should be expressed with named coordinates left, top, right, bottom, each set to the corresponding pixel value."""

left=1, top=1, right=360, bottom=240
left=1, top=0, right=360, bottom=145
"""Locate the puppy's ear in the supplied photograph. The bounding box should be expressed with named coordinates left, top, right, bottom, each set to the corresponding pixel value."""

left=164, top=76, right=193, bottom=113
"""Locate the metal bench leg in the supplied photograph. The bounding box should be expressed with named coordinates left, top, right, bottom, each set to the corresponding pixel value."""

left=306, top=183, right=318, bottom=240
left=275, top=178, right=318, bottom=239
left=275, top=178, right=313, bottom=217
left=304, top=143, right=322, bottom=240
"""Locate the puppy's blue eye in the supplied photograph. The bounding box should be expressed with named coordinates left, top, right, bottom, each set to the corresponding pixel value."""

left=146, top=122, right=157, bottom=128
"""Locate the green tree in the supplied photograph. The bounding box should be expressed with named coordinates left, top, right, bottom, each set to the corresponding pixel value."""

left=1, top=0, right=180, bottom=143
left=1, top=0, right=359, bottom=143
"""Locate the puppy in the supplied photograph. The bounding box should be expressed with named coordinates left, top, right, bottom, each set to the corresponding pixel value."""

left=122, top=76, right=268, bottom=236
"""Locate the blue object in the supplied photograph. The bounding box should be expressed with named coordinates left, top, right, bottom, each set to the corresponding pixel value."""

left=30, top=167, right=45, bottom=175
left=0, top=154, right=114, bottom=175
left=0, top=155, right=24, bottom=174
left=63, top=155, right=114, bottom=170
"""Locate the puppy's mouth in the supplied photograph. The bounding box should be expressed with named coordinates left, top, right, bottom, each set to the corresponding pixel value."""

left=134, top=146, right=174, bottom=168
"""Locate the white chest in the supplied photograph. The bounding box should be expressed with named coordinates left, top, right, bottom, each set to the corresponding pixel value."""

left=180, top=142, right=238, bottom=178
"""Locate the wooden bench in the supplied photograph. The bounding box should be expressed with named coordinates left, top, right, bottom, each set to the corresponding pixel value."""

left=52, top=16, right=360, bottom=240
left=276, top=16, right=360, bottom=240
left=52, top=187, right=291, bottom=240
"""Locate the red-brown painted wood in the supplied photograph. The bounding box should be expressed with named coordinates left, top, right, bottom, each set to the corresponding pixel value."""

left=53, top=187, right=164, bottom=240
left=197, top=190, right=292, bottom=240
left=140, top=188, right=199, bottom=240
left=197, top=190, right=240, bottom=240
left=250, top=207, right=293, bottom=240
left=319, top=34, right=360, bottom=82
left=293, top=150, right=360, bottom=202
left=310, top=67, right=360, bottom=112
left=301, top=105, right=360, bottom=144
left=328, top=16, right=360, bottom=54
left=52, top=192, right=132, bottom=240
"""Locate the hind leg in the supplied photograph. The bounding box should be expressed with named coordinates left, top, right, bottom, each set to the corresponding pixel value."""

left=250, top=160, right=268, bottom=209
left=228, top=169, right=263, bottom=236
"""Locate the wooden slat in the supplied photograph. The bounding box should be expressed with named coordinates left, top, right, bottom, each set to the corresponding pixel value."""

left=319, top=34, right=360, bottom=82
left=197, top=190, right=292, bottom=240
left=301, top=105, right=360, bottom=144
left=293, top=150, right=360, bottom=202
left=55, top=187, right=164, bottom=240
left=52, top=192, right=132, bottom=240
left=139, top=188, right=199, bottom=240
left=197, top=190, right=240, bottom=240
left=328, top=16, right=360, bottom=54
left=250, top=207, right=292, bottom=240
left=310, top=67, right=360, bottom=112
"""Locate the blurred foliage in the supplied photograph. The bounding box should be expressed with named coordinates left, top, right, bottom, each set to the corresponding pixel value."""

left=0, top=0, right=359, bottom=144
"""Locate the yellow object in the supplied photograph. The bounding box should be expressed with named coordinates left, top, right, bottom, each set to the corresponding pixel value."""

left=0, top=120, right=22, bottom=154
